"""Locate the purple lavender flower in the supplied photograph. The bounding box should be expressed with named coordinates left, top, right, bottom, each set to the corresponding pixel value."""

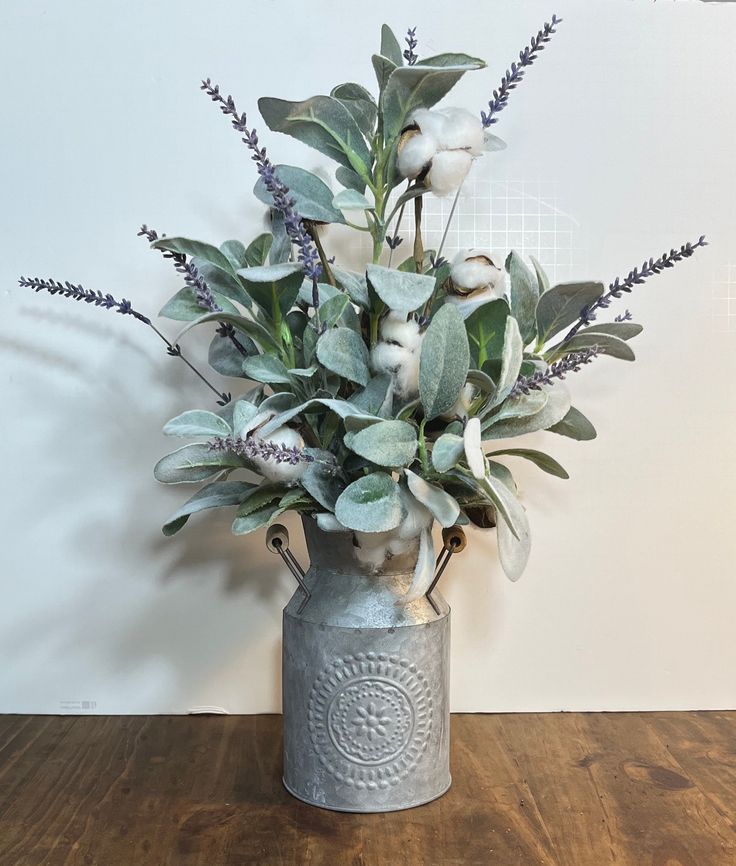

left=404, top=27, right=418, bottom=65
left=209, top=434, right=315, bottom=465
left=200, top=80, right=322, bottom=288
left=508, top=347, right=600, bottom=398
left=564, top=235, right=708, bottom=341
left=481, top=15, right=562, bottom=127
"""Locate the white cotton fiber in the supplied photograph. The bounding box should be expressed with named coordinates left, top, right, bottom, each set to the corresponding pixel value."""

left=412, top=108, right=447, bottom=141
left=397, top=132, right=437, bottom=179
left=440, top=383, right=478, bottom=421
left=427, top=149, right=473, bottom=197
left=435, top=108, right=485, bottom=154
left=450, top=250, right=503, bottom=292
left=380, top=313, right=423, bottom=351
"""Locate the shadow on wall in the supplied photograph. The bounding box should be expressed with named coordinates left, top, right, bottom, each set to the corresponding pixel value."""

left=1, top=302, right=301, bottom=712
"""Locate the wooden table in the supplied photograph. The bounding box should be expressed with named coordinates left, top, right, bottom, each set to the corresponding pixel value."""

left=0, top=713, right=734, bottom=865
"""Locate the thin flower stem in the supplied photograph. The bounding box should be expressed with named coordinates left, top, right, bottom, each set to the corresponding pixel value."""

left=19, top=276, right=231, bottom=405
left=435, top=184, right=462, bottom=265
left=306, top=224, right=335, bottom=287
left=413, top=195, right=424, bottom=274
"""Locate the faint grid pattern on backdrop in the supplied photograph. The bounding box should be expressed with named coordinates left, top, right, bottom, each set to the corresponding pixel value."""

left=396, top=179, right=586, bottom=284
left=712, top=262, right=736, bottom=333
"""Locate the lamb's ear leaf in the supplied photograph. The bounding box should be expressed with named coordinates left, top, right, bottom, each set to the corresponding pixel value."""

left=243, top=234, right=273, bottom=267
left=150, top=236, right=235, bottom=275
left=505, top=250, right=539, bottom=345
left=258, top=95, right=372, bottom=180
left=235, top=263, right=304, bottom=322
left=335, top=473, right=405, bottom=532
left=366, top=264, right=435, bottom=313
left=489, top=316, right=523, bottom=408
left=465, top=298, right=510, bottom=368
left=163, top=410, right=232, bottom=439
left=548, top=331, right=635, bottom=362
left=159, top=288, right=239, bottom=321
left=253, top=164, right=346, bottom=225
left=162, top=480, right=258, bottom=536
left=208, top=332, right=257, bottom=378
left=487, top=448, right=569, bottom=479
left=403, top=527, right=435, bottom=602
left=331, top=82, right=378, bottom=139
left=483, top=386, right=572, bottom=439
left=300, top=448, right=343, bottom=511
left=404, top=469, right=460, bottom=527
left=380, top=24, right=404, bottom=66
left=431, top=433, right=465, bottom=473
left=535, top=281, right=604, bottom=345
left=316, top=327, right=370, bottom=386
left=154, top=443, right=248, bottom=484
left=496, top=488, right=531, bottom=581
left=242, top=355, right=292, bottom=385
left=548, top=406, right=597, bottom=441
left=419, top=304, right=470, bottom=420
left=344, top=420, right=418, bottom=468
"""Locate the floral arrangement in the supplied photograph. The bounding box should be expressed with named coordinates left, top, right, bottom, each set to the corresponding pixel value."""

left=21, top=17, right=706, bottom=598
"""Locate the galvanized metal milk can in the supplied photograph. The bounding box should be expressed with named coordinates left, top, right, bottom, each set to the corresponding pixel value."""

left=268, top=517, right=463, bottom=813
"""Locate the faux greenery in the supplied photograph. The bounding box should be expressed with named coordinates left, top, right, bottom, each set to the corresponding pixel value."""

left=21, top=18, right=706, bottom=596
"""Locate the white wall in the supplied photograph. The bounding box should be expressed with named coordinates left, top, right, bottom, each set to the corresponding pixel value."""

left=2, top=0, right=735, bottom=714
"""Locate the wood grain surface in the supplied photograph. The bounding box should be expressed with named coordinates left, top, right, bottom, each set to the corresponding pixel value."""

left=0, top=712, right=734, bottom=865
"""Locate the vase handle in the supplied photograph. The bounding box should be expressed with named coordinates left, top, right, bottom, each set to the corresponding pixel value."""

left=266, top=524, right=311, bottom=613
left=425, top=526, right=467, bottom=615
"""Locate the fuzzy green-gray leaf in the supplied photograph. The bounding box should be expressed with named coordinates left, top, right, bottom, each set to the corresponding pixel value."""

left=419, top=304, right=470, bottom=419
left=548, top=406, right=597, bottom=441
left=316, top=327, right=370, bottom=386
left=331, top=82, right=378, bottom=139
left=163, top=480, right=257, bottom=536
left=465, top=298, right=509, bottom=368
left=345, top=420, right=417, bottom=467
left=506, top=251, right=539, bottom=345
left=535, top=282, right=605, bottom=345
left=154, top=443, right=248, bottom=484
left=242, top=354, right=291, bottom=384
left=254, top=165, right=345, bottom=225
left=366, top=265, right=435, bottom=314
left=487, top=448, right=569, bottom=479
left=431, top=433, right=465, bottom=473
left=335, top=472, right=405, bottom=532
left=404, top=469, right=460, bottom=527
left=163, top=410, right=232, bottom=439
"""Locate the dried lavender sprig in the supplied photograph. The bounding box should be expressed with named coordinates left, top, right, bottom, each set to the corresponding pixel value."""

left=614, top=309, right=632, bottom=323
left=19, top=275, right=231, bottom=405
left=209, top=435, right=315, bottom=466
left=508, top=346, right=600, bottom=399
left=137, top=225, right=220, bottom=313
left=563, top=235, right=708, bottom=342
left=138, top=224, right=248, bottom=357
left=404, top=27, right=418, bottom=65
left=200, top=79, right=322, bottom=290
left=481, top=14, right=562, bottom=127
left=385, top=234, right=403, bottom=250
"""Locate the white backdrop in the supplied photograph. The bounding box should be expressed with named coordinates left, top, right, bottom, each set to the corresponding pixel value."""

left=2, top=0, right=735, bottom=714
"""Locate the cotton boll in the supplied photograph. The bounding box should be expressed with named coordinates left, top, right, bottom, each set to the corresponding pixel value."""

left=252, top=425, right=307, bottom=483
left=393, top=350, right=420, bottom=399
left=427, top=149, right=472, bottom=197
left=353, top=535, right=391, bottom=570
left=397, top=131, right=437, bottom=179
left=450, top=250, right=504, bottom=293
left=436, top=108, right=484, bottom=154
left=411, top=108, right=448, bottom=142
left=380, top=313, right=422, bottom=352
left=386, top=535, right=412, bottom=556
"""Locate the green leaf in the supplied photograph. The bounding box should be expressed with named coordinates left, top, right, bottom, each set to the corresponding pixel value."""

left=551, top=331, right=635, bottom=362
left=236, top=263, right=304, bottom=321
left=258, top=396, right=364, bottom=437
left=192, top=259, right=253, bottom=309
left=380, top=23, right=404, bottom=66
left=243, top=234, right=273, bottom=267
left=349, top=374, right=393, bottom=417
left=331, top=82, right=378, bottom=139
left=269, top=212, right=291, bottom=264
left=465, top=298, right=509, bottom=368
left=483, top=389, right=547, bottom=425
left=316, top=327, right=370, bottom=386
left=506, top=251, right=539, bottom=345
left=219, top=240, right=249, bottom=270
left=231, top=502, right=286, bottom=535
left=335, top=165, right=366, bottom=194
left=574, top=322, right=643, bottom=341
left=490, top=316, right=523, bottom=407
left=335, top=473, right=405, bottom=532
left=404, top=527, right=435, bottom=602
left=332, top=188, right=373, bottom=211
left=419, top=304, right=470, bottom=420
left=163, top=410, right=232, bottom=439
left=154, top=443, right=248, bottom=484
left=234, top=483, right=289, bottom=518
left=158, top=287, right=239, bottom=322
left=162, top=480, right=257, bottom=536
left=242, top=354, right=291, bottom=384
left=174, top=311, right=279, bottom=354
left=258, top=96, right=372, bottom=178
left=404, top=469, right=460, bottom=527
left=372, top=54, right=398, bottom=95
left=300, top=448, right=343, bottom=511
left=318, top=292, right=356, bottom=330
left=487, top=448, right=569, bottom=479
left=529, top=255, right=550, bottom=293
left=382, top=54, right=486, bottom=141
left=482, top=386, right=572, bottom=440
left=345, top=420, right=418, bottom=467
left=150, top=236, right=235, bottom=275
left=431, top=433, right=465, bottom=473
left=477, top=474, right=523, bottom=540
left=333, top=267, right=370, bottom=308
left=496, top=484, right=531, bottom=581
left=232, top=400, right=259, bottom=438
left=254, top=165, right=345, bottom=225
left=366, top=265, right=435, bottom=314
left=208, top=332, right=256, bottom=378
left=535, top=282, right=604, bottom=345
left=548, top=406, right=597, bottom=441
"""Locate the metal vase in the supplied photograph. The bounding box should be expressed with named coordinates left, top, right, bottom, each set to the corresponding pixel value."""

left=281, top=517, right=451, bottom=813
